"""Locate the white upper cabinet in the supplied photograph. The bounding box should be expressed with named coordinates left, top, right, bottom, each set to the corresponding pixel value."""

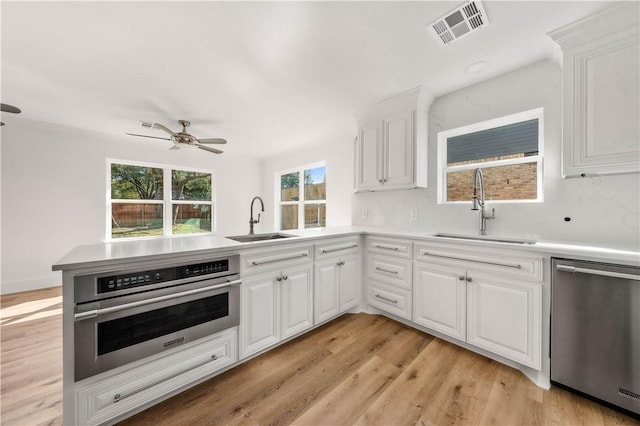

left=549, top=3, right=640, bottom=177
left=384, top=109, right=416, bottom=188
left=356, top=120, right=384, bottom=190
left=354, top=87, right=432, bottom=191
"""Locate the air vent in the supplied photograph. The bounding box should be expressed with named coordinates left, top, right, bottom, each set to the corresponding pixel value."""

left=430, top=0, right=489, bottom=46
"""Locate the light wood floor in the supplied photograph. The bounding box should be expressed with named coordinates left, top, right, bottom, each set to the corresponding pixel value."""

left=1, top=287, right=638, bottom=425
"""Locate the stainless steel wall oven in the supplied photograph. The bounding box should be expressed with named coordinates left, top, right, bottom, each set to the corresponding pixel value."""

left=73, top=255, right=240, bottom=381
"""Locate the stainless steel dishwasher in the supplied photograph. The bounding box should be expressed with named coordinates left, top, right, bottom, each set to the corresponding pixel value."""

left=551, top=258, right=640, bottom=416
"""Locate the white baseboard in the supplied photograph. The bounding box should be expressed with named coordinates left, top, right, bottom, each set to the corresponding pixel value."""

left=0, top=274, right=62, bottom=295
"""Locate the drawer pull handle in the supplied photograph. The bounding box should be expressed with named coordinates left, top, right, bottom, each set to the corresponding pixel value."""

left=421, top=251, right=522, bottom=269
left=375, top=267, right=399, bottom=275
left=251, top=252, right=308, bottom=266
left=113, top=353, right=220, bottom=403
left=321, top=244, right=358, bottom=254
left=375, top=294, right=398, bottom=304
left=374, top=244, right=400, bottom=251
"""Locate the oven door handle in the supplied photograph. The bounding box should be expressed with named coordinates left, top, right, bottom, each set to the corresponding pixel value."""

left=74, top=279, right=242, bottom=321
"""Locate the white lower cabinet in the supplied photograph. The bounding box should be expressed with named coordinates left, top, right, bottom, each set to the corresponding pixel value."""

left=240, top=264, right=313, bottom=358
left=413, top=264, right=466, bottom=341
left=365, top=237, right=413, bottom=320
left=413, top=263, right=542, bottom=370
left=75, top=328, right=236, bottom=426
left=281, top=266, right=315, bottom=339
left=314, top=255, right=360, bottom=324
left=466, top=272, right=541, bottom=369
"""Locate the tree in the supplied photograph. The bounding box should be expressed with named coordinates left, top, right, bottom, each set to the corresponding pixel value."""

left=111, top=165, right=163, bottom=200
left=280, top=172, right=299, bottom=189
left=171, top=171, right=212, bottom=225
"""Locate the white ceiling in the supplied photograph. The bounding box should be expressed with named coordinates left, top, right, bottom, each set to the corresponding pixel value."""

left=1, top=1, right=614, bottom=158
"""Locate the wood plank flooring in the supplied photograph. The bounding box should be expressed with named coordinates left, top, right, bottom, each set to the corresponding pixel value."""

left=1, top=287, right=638, bottom=425
left=1, top=286, right=63, bottom=426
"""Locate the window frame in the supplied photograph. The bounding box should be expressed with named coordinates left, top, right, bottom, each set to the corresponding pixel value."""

left=275, top=161, right=327, bottom=231
left=106, top=159, right=215, bottom=241
left=436, top=108, right=544, bottom=205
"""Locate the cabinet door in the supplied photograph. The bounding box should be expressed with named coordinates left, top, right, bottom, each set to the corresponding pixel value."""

left=413, top=264, right=466, bottom=341
left=240, top=274, right=279, bottom=358
left=383, top=109, right=414, bottom=188
left=280, top=266, right=313, bottom=339
left=355, top=120, right=384, bottom=191
left=314, top=260, right=340, bottom=324
left=553, top=5, right=640, bottom=177
left=339, top=256, right=360, bottom=312
left=466, top=273, right=541, bottom=369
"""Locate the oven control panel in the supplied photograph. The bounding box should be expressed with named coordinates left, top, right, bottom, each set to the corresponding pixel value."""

left=97, top=267, right=173, bottom=293
left=97, top=259, right=230, bottom=294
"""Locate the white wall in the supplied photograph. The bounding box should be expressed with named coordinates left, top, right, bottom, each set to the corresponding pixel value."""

left=259, top=125, right=356, bottom=233
left=3, top=59, right=638, bottom=295
left=1, top=120, right=261, bottom=294
left=352, top=60, right=640, bottom=251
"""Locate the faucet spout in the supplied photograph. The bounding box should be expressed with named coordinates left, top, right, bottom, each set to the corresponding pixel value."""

left=249, top=196, right=265, bottom=235
left=471, top=168, right=494, bottom=235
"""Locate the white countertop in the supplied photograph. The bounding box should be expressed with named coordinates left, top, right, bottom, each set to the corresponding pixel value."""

left=52, top=226, right=640, bottom=271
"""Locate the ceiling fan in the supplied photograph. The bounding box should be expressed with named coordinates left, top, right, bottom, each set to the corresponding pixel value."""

left=127, top=119, right=226, bottom=154
left=1, top=103, right=22, bottom=126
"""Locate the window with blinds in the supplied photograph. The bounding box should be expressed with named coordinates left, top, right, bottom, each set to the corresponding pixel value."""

left=437, top=108, right=543, bottom=203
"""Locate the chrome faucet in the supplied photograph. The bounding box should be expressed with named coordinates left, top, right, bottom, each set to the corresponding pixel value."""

left=249, top=196, right=264, bottom=235
left=471, top=168, right=495, bottom=235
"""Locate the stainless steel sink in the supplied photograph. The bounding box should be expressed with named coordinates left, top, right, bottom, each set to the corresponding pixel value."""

left=225, top=233, right=296, bottom=243
left=432, top=233, right=536, bottom=245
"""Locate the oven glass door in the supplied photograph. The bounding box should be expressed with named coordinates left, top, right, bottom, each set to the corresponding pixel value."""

left=98, top=293, right=228, bottom=356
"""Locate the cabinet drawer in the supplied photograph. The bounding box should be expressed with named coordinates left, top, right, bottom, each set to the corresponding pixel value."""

left=414, top=243, right=543, bottom=282
left=76, top=329, right=236, bottom=425
left=367, top=280, right=412, bottom=320
left=367, top=237, right=412, bottom=259
left=367, top=255, right=412, bottom=289
left=241, top=243, right=313, bottom=276
left=314, top=237, right=360, bottom=261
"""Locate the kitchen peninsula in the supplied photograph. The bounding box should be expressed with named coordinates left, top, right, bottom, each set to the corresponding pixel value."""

left=54, top=227, right=639, bottom=424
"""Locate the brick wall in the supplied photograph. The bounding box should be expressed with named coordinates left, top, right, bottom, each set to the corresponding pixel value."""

left=447, top=155, right=537, bottom=202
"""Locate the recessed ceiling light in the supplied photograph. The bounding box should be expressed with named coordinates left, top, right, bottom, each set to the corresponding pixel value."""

left=464, top=61, right=489, bottom=74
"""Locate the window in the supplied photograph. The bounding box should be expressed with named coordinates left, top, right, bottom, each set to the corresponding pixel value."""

left=437, top=108, right=543, bottom=204
left=108, top=160, right=213, bottom=239
left=277, top=163, right=326, bottom=230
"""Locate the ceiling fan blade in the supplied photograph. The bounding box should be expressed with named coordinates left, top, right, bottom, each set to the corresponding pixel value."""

left=126, top=133, right=171, bottom=141
left=1, top=103, right=21, bottom=114
left=196, top=138, right=227, bottom=144
left=197, top=145, right=223, bottom=154
left=151, top=123, right=176, bottom=136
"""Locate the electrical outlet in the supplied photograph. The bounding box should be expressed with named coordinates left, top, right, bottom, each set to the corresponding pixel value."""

left=410, top=209, right=418, bottom=221
left=362, top=209, right=368, bottom=219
